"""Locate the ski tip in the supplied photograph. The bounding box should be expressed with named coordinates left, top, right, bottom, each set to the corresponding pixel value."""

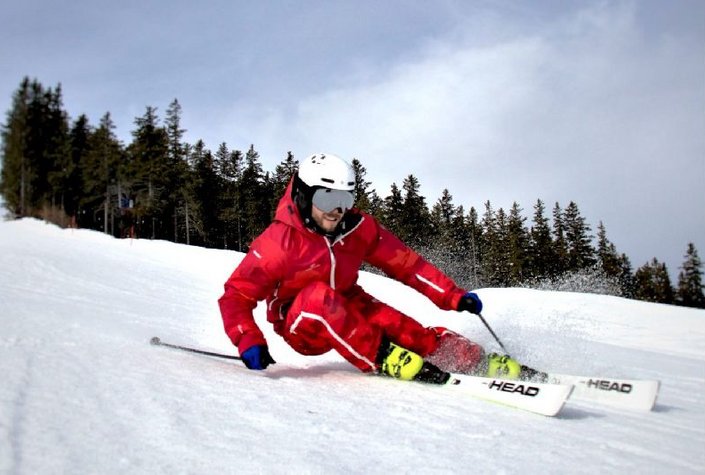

left=150, top=336, right=161, bottom=345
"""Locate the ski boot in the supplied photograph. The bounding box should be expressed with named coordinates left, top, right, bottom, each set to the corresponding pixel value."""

left=378, top=340, right=450, bottom=385
left=485, top=353, right=548, bottom=382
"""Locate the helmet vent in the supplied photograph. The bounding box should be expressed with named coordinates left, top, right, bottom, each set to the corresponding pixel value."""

left=321, top=178, right=334, bottom=184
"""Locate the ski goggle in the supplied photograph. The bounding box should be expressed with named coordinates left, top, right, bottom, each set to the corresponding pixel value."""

left=312, top=188, right=355, bottom=213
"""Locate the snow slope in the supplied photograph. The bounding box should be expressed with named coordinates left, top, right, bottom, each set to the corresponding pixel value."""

left=1, top=218, right=704, bottom=474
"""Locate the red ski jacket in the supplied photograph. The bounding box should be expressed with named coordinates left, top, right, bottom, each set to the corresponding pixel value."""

left=218, top=180, right=467, bottom=356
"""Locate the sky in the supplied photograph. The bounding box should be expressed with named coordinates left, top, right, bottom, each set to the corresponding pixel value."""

left=1, top=0, right=703, bottom=279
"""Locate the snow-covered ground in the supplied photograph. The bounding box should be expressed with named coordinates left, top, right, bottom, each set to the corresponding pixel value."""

left=1, top=218, right=704, bottom=474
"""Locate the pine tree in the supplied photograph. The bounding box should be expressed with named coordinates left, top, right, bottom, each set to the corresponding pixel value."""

left=126, top=106, right=170, bottom=239
left=399, top=174, right=431, bottom=247
left=426, top=189, right=458, bottom=281
left=618, top=253, right=635, bottom=298
left=213, top=143, right=231, bottom=181
left=190, top=140, right=222, bottom=247
left=596, top=221, right=622, bottom=278
left=380, top=183, right=404, bottom=236
left=492, top=208, right=512, bottom=286
left=81, top=113, right=123, bottom=233
left=466, top=206, right=483, bottom=287
left=449, top=204, right=468, bottom=247
left=449, top=205, right=479, bottom=289
left=481, top=201, right=512, bottom=287
left=480, top=201, right=496, bottom=285
left=563, top=201, right=595, bottom=271
left=654, top=260, right=674, bottom=304
left=66, top=115, right=91, bottom=223
left=165, top=99, right=186, bottom=160
left=351, top=158, right=373, bottom=212
left=506, top=202, right=529, bottom=285
left=551, top=202, right=569, bottom=276
left=366, top=190, right=384, bottom=217
left=23, top=80, right=52, bottom=213
left=429, top=188, right=456, bottom=246
left=43, top=84, right=72, bottom=222
left=271, top=151, right=298, bottom=213
left=676, top=243, right=705, bottom=308
left=164, top=98, right=194, bottom=243
left=213, top=143, right=235, bottom=248
left=223, top=149, right=242, bottom=248
left=219, top=147, right=244, bottom=249
left=239, top=145, right=269, bottom=247
left=528, top=199, right=554, bottom=280
left=0, top=79, right=71, bottom=220
left=1, top=77, right=32, bottom=216
left=219, top=148, right=243, bottom=183
left=634, top=258, right=674, bottom=304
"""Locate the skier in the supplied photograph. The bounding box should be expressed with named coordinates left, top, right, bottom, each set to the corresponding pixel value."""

left=218, top=153, right=541, bottom=384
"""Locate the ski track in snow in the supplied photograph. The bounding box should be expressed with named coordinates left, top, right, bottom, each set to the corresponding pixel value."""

left=1, top=218, right=704, bottom=474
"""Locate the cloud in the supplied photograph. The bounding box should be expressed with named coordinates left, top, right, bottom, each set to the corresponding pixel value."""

left=1, top=1, right=701, bottom=276
left=238, top=2, right=704, bottom=273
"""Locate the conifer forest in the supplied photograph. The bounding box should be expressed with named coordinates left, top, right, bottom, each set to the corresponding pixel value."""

left=2, top=78, right=703, bottom=308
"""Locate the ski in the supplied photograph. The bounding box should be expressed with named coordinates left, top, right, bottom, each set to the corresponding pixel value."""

left=549, top=373, right=660, bottom=411
left=150, top=337, right=658, bottom=415
left=150, top=336, right=573, bottom=417
left=442, top=373, right=573, bottom=417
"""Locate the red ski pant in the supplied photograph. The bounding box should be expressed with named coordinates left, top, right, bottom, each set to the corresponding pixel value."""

left=281, top=282, right=439, bottom=372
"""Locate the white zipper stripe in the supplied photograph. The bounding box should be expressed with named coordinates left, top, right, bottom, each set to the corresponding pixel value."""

left=290, top=311, right=376, bottom=370
left=325, top=215, right=364, bottom=290
left=415, top=273, right=445, bottom=293
left=325, top=237, right=336, bottom=289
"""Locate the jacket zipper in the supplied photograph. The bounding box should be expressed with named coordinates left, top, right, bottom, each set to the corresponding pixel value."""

left=322, top=215, right=363, bottom=291
left=325, top=237, right=336, bottom=289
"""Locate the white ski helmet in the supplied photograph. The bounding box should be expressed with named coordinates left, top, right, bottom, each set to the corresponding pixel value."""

left=292, top=153, right=356, bottom=233
left=297, top=153, right=355, bottom=191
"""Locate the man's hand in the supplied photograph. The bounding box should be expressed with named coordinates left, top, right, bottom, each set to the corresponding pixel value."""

left=241, top=345, right=276, bottom=370
left=457, top=292, right=483, bottom=315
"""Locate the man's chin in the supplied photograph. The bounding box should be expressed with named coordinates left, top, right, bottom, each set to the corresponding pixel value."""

left=320, top=219, right=340, bottom=232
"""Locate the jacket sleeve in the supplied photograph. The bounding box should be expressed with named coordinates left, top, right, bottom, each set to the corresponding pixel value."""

left=364, top=219, right=466, bottom=311
left=218, top=232, right=284, bottom=355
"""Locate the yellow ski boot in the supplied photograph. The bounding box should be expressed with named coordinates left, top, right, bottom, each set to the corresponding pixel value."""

left=379, top=341, right=450, bottom=384
left=485, top=353, right=548, bottom=382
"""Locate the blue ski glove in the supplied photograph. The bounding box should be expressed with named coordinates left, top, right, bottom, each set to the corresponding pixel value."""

left=457, top=292, right=483, bottom=315
left=241, top=345, right=276, bottom=370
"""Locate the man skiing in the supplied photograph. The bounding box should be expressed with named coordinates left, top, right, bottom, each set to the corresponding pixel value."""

left=218, top=153, right=539, bottom=384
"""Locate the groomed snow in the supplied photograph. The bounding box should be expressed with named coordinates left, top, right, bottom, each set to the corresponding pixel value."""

left=1, top=218, right=704, bottom=474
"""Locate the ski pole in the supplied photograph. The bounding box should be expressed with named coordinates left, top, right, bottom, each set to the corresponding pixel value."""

left=477, top=313, right=510, bottom=355
left=150, top=336, right=242, bottom=361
